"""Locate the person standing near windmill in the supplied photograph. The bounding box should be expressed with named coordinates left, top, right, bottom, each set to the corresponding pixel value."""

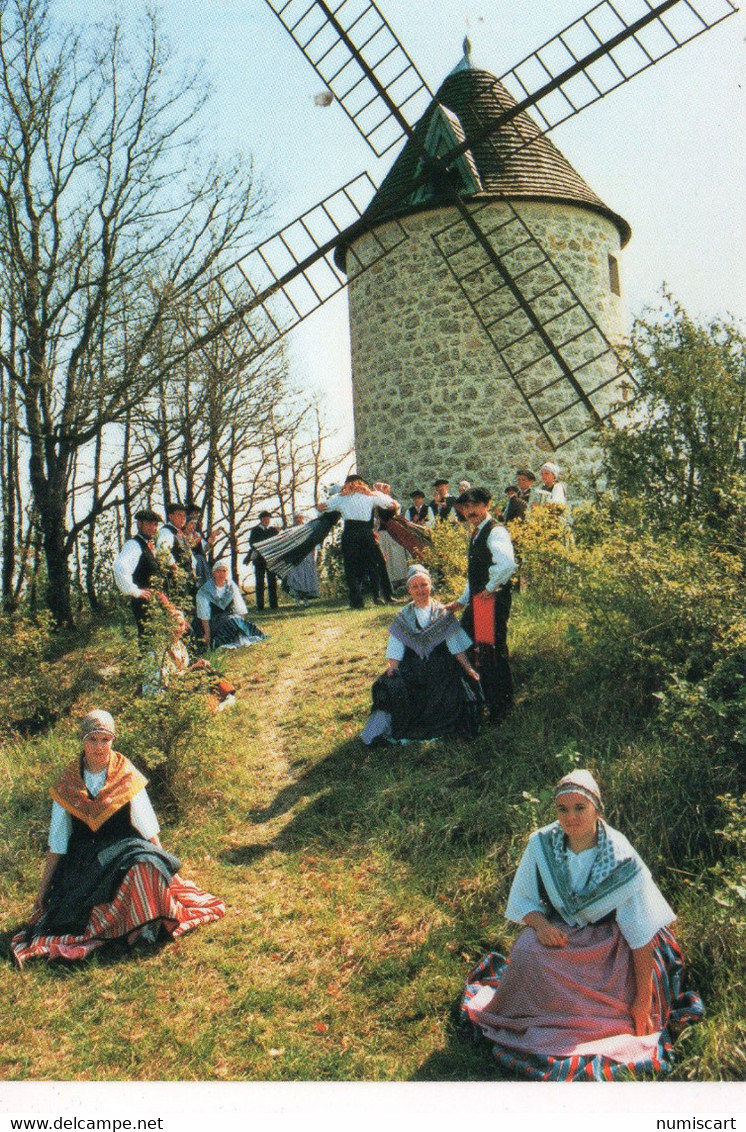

left=112, top=508, right=164, bottom=637
left=328, top=475, right=400, bottom=610
left=428, top=479, right=459, bottom=525
left=447, top=487, right=516, bottom=724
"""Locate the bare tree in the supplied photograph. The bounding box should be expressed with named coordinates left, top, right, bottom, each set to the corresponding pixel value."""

left=0, top=0, right=267, bottom=623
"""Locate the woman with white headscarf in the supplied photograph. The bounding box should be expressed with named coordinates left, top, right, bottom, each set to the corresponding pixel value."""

left=196, top=561, right=267, bottom=649
left=535, top=461, right=567, bottom=505
left=462, top=769, right=703, bottom=1080
left=361, top=564, right=482, bottom=744
left=11, top=710, right=224, bottom=965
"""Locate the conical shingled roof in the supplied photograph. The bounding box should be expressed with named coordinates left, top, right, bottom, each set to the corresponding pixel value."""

left=341, top=64, right=630, bottom=263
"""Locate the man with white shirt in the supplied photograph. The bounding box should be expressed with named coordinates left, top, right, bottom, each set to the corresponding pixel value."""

left=427, top=478, right=459, bottom=525
left=331, top=475, right=400, bottom=609
left=156, top=502, right=191, bottom=600
left=112, top=508, right=163, bottom=635
left=447, top=487, right=516, bottom=723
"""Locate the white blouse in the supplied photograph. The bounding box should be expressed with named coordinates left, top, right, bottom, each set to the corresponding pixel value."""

left=385, top=603, right=472, bottom=660
left=505, top=827, right=676, bottom=950
left=48, top=766, right=160, bottom=854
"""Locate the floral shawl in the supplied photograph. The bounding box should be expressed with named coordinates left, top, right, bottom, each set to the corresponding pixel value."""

left=50, top=752, right=148, bottom=833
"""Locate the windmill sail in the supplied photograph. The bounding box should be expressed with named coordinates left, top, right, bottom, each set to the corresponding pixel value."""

left=432, top=197, right=632, bottom=449
left=184, top=173, right=407, bottom=355
left=262, top=0, right=434, bottom=156
left=259, top=0, right=736, bottom=448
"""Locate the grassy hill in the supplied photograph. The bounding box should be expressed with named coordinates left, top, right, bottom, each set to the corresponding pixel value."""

left=0, top=585, right=744, bottom=1082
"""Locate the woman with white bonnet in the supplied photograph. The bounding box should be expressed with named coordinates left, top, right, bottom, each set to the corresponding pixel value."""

left=536, top=461, right=567, bottom=504
left=196, top=560, right=267, bottom=648
left=462, top=768, right=702, bottom=1079
left=361, top=564, right=482, bottom=744
left=11, top=709, right=224, bottom=965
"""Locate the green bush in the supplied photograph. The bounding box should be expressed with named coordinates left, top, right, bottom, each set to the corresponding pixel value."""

left=509, top=503, right=574, bottom=602
left=317, top=529, right=347, bottom=601
left=0, top=610, right=67, bottom=735
left=422, top=521, right=470, bottom=598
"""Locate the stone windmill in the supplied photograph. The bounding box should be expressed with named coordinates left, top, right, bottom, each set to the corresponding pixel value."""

left=188, top=0, right=737, bottom=497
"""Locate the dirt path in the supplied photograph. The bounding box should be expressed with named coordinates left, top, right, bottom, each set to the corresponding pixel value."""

left=238, top=615, right=349, bottom=845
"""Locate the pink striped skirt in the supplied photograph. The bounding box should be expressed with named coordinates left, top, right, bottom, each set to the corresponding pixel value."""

left=11, top=862, right=225, bottom=966
left=462, top=922, right=703, bottom=1079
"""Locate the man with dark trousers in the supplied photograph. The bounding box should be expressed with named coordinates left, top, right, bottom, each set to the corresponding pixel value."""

left=248, top=510, right=279, bottom=610
left=328, top=475, right=399, bottom=609
left=112, top=508, right=163, bottom=635
left=447, top=487, right=516, bottom=723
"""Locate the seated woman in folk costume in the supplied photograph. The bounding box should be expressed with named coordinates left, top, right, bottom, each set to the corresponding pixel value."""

left=360, top=564, right=482, bottom=745
left=11, top=710, right=224, bottom=966
left=155, top=608, right=237, bottom=710
left=462, top=769, right=703, bottom=1080
left=195, top=561, right=267, bottom=649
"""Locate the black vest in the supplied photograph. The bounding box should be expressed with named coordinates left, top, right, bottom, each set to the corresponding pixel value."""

left=69, top=802, right=139, bottom=853
left=250, top=524, right=279, bottom=547
left=407, top=504, right=429, bottom=523
left=429, top=498, right=455, bottom=521
left=132, top=534, right=160, bottom=589
left=468, top=519, right=499, bottom=595
left=163, top=522, right=187, bottom=564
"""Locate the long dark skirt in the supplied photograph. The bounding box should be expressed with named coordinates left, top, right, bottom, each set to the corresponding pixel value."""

left=210, top=609, right=266, bottom=648
left=370, top=641, right=481, bottom=740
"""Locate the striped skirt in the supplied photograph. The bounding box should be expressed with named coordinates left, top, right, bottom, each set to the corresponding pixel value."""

left=11, top=863, right=225, bottom=966
left=462, top=925, right=703, bottom=1081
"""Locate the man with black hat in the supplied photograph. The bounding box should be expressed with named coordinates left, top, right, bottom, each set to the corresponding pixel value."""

left=405, top=490, right=430, bottom=525
left=113, top=509, right=163, bottom=635
left=516, top=469, right=536, bottom=507
left=247, top=511, right=280, bottom=610
left=447, top=487, right=516, bottom=724
left=428, top=478, right=458, bottom=525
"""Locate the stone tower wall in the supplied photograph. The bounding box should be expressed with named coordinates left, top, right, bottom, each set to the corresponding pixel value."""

left=346, top=200, right=628, bottom=500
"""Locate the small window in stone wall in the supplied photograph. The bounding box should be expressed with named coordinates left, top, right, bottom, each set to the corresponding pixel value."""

left=608, top=253, right=621, bottom=296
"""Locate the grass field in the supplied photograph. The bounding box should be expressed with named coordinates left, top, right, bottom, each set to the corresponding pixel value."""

left=0, top=591, right=744, bottom=1083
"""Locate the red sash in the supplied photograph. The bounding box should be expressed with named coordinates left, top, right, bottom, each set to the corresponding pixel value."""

left=472, top=591, right=496, bottom=646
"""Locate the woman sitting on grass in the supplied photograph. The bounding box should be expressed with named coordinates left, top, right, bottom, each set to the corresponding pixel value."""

left=196, top=561, right=267, bottom=649
left=11, top=710, right=225, bottom=966
left=462, top=769, right=702, bottom=1080
left=158, top=609, right=236, bottom=710
left=360, top=564, right=481, bottom=745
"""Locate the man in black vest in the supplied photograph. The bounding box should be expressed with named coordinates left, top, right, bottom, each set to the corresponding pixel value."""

left=156, top=502, right=192, bottom=600
left=501, top=484, right=527, bottom=524
left=447, top=487, right=516, bottom=723
left=428, top=478, right=458, bottom=525
left=112, top=508, right=163, bottom=635
left=405, top=490, right=430, bottom=524
left=247, top=511, right=280, bottom=610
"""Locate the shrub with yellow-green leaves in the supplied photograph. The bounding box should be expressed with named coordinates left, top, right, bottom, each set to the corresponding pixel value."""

left=422, top=519, right=470, bottom=598
left=0, top=610, right=68, bottom=736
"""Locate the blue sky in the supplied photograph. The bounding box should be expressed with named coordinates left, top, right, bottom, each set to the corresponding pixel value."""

left=63, top=1, right=746, bottom=447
